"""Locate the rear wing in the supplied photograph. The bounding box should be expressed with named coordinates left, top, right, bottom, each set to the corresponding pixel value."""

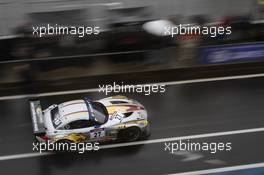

left=29, top=100, right=46, bottom=135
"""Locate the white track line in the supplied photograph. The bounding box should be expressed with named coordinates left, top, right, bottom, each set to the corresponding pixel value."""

left=0, top=152, right=51, bottom=161
left=168, top=162, right=264, bottom=175
left=1, top=73, right=264, bottom=101
left=0, top=127, right=263, bottom=161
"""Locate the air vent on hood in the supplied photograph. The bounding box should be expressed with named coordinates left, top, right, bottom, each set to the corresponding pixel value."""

left=123, top=112, right=133, bottom=118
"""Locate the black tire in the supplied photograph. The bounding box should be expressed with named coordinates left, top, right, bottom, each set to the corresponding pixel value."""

left=118, top=127, right=142, bottom=142
left=54, top=139, right=73, bottom=152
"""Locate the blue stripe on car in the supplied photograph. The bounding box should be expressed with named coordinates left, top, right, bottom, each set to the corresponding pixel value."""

left=84, top=97, right=95, bottom=121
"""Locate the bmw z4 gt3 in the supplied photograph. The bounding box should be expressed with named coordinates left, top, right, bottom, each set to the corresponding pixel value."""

left=30, top=96, right=150, bottom=145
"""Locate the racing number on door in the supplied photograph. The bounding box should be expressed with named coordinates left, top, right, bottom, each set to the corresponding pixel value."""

left=93, top=131, right=101, bottom=138
left=90, top=130, right=105, bottom=139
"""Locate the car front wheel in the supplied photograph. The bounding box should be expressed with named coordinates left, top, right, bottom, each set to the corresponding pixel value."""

left=118, top=127, right=141, bottom=142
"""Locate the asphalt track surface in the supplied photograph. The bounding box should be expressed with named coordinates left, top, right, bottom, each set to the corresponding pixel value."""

left=0, top=76, right=264, bottom=175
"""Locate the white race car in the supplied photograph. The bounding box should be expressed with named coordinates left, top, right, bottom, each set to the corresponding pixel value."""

left=30, top=96, right=150, bottom=144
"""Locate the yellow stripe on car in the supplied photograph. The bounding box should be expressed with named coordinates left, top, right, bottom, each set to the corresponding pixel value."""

left=111, top=95, right=128, bottom=99
left=52, top=133, right=87, bottom=143
left=106, top=106, right=130, bottom=114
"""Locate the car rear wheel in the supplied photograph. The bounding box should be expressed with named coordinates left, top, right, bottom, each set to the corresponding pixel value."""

left=54, top=139, right=73, bottom=152
left=118, top=127, right=141, bottom=142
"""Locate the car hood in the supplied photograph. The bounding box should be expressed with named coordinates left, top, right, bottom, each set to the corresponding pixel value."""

left=98, top=96, right=147, bottom=127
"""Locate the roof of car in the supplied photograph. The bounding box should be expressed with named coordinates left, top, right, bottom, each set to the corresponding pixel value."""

left=55, top=100, right=91, bottom=126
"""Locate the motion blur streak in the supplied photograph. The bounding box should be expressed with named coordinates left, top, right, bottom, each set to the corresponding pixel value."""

left=0, top=50, right=149, bottom=64
left=1, top=73, right=264, bottom=101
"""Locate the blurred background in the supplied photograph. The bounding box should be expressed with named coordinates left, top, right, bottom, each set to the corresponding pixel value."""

left=0, top=0, right=263, bottom=91
left=0, top=1, right=264, bottom=175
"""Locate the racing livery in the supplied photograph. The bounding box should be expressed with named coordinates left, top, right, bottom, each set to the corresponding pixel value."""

left=30, top=96, right=150, bottom=144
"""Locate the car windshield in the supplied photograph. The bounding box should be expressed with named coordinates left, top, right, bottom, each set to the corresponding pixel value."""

left=50, top=106, right=63, bottom=128
left=90, top=102, right=108, bottom=124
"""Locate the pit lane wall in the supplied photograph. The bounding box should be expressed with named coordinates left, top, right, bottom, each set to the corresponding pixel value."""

left=1, top=41, right=264, bottom=96
left=1, top=48, right=264, bottom=96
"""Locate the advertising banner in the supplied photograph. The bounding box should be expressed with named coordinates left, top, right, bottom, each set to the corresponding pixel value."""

left=199, top=42, right=264, bottom=64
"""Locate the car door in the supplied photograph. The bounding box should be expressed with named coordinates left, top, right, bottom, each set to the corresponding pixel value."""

left=63, top=120, right=106, bottom=141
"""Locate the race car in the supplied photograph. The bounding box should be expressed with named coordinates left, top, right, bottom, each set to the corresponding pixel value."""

left=30, top=95, right=150, bottom=144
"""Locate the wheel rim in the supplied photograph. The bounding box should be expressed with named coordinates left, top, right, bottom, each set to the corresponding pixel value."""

left=125, top=128, right=140, bottom=141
